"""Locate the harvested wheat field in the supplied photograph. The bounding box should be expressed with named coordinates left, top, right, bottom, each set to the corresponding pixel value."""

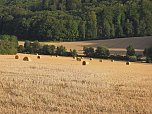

left=0, top=54, right=152, bottom=114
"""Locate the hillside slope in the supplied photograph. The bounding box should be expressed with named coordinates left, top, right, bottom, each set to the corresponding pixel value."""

left=0, top=0, right=152, bottom=41
left=19, top=36, right=152, bottom=55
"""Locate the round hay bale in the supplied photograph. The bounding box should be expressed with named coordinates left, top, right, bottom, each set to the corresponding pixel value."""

left=37, top=55, right=41, bottom=59
left=82, top=61, right=89, bottom=65
left=23, top=57, right=31, bottom=61
left=15, top=55, right=20, bottom=59
left=99, top=59, right=102, bottom=62
left=111, top=59, right=114, bottom=62
left=126, top=61, right=131, bottom=65
left=90, top=58, right=93, bottom=61
left=77, top=57, right=82, bottom=61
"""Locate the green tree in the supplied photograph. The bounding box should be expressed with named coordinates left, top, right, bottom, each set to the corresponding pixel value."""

left=18, top=45, right=24, bottom=53
left=83, top=46, right=94, bottom=57
left=70, top=49, right=78, bottom=57
left=78, top=21, right=86, bottom=40
left=24, top=40, right=31, bottom=53
left=0, top=35, right=18, bottom=54
left=30, top=40, right=41, bottom=54
left=56, top=45, right=67, bottom=56
left=124, top=19, right=133, bottom=36
left=85, top=11, right=97, bottom=39
left=24, top=40, right=41, bottom=54
left=144, top=47, right=152, bottom=63
left=95, top=46, right=110, bottom=58
left=126, top=45, right=135, bottom=56
left=41, top=0, right=49, bottom=10
left=113, top=5, right=124, bottom=37
left=42, top=44, right=56, bottom=55
left=66, top=0, right=81, bottom=10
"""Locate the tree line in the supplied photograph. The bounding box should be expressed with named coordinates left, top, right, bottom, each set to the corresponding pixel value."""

left=0, top=35, right=151, bottom=63
left=0, top=0, right=152, bottom=41
left=83, top=45, right=152, bottom=63
left=18, top=40, right=78, bottom=57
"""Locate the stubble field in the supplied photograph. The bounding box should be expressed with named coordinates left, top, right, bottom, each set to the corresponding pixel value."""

left=0, top=54, right=152, bottom=114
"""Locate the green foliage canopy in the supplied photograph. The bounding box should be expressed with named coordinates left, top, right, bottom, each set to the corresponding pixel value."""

left=0, top=0, right=152, bottom=41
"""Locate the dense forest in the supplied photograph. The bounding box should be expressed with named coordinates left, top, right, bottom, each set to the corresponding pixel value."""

left=0, top=0, right=152, bottom=41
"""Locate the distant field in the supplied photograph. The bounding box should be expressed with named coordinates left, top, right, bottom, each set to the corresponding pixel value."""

left=0, top=54, right=152, bottom=113
left=19, top=36, right=152, bottom=55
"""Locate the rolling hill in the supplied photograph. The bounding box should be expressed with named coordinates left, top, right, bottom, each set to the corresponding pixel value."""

left=19, top=36, right=152, bottom=55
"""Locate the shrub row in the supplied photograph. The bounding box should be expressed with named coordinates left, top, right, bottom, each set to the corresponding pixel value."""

left=83, top=45, right=152, bottom=63
left=17, top=40, right=151, bottom=63
left=18, top=40, right=78, bottom=57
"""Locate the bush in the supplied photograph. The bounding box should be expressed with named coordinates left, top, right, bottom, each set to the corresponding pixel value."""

left=70, top=49, right=78, bottom=57
left=24, top=40, right=41, bottom=54
left=31, top=40, right=41, bottom=53
left=0, top=35, right=18, bottom=54
left=18, top=45, right=25, bottom=53
left=22, top=40, right=71, bottom=56
left=83, top=46, right=94, bottom=57
left=95, top=46, right=110, bottom=58
left=24, top=40, right=32, bottom=53
left=146, top=57, right=152, bottom=63
left=41, top=45, right=56, bottom=55
left=144, top=47, right=152, bottom=63
left=128, top=56, right=137, bottom=62
left=24, top=40, right=31, bottom=49
left=56, top=45, right=67, bottom=56
left=126, top=45, right=135, bottom=56
left=110, top=55, right=127, bottom=60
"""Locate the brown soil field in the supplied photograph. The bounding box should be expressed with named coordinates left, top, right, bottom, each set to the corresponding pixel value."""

left=19, top=36, right=152, bottom=55
left=0, top=54, right=152, bottom=114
